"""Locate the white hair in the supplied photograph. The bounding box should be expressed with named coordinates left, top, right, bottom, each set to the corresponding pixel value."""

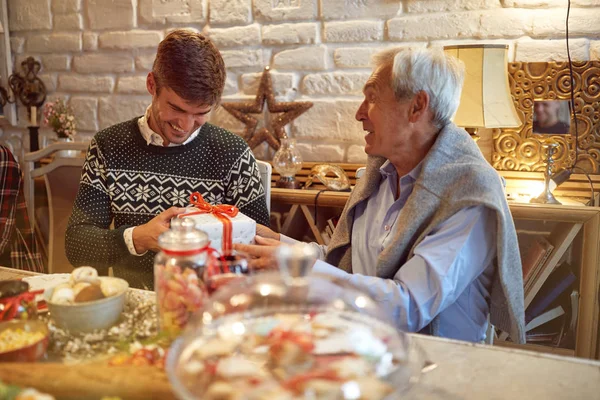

left=372, top=47, right=465, bottom=129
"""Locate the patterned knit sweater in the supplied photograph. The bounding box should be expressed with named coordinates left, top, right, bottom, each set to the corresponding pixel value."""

left=66, top=118, right=269, bottom=289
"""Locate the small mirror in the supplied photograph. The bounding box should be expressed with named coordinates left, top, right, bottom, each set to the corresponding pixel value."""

left=533, top=100, right=571, bottom=135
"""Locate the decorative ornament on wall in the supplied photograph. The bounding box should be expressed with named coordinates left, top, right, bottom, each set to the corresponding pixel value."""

left=493, top=61, right=600, bottom=174
left=221, top=66, right=313, bottom=151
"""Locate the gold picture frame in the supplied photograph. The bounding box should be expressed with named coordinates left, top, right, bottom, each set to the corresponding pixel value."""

left=492, top=61, right=600, bottom=174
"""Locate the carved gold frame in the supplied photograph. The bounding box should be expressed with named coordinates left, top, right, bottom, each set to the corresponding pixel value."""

left=492, top=61, right=600, bottom=173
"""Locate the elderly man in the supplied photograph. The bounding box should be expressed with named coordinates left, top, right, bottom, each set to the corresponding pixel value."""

left=66, top=30, right=269, bottom=289
left=237, top=47, right=525, bottom=343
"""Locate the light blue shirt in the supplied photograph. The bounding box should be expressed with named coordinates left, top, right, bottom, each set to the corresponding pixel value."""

left=284, top=161, right=497, bottom=342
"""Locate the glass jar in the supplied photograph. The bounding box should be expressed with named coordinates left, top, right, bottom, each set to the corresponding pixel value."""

left=0, top=281, right=38, bottom=321
left=272, top=138, right=303, bottom=189
left=166, top=243, right=426, bottom=400
left=154, top=218, right=210, bottom=338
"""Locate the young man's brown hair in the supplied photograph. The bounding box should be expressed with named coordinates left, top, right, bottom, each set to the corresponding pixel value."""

left=152, top=29, right=226, bottom=106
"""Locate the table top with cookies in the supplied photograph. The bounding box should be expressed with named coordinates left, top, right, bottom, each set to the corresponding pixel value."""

left=0, top=266, right=599, bottom=400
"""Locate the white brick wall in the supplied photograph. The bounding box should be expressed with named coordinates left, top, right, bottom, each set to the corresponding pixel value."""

left=273, top=46, right=327, bottom=70
left=52, top=0, right=81, bottom=14
left=6, top=0, right=600, bottom=162
left=54, top=13, right=83, bottom=30
left=73, top=54, right=134, bottom=74
left=98, top=31, right=163, bottom=50
left=42, top=55, right=71, bottom=71
left=98, top=96, right=149, bottom=127
left=85, top=0, right=135, bottom=30
left=210, top=0, right=252, bottom=25
left=324, top=21, right=384, bottom=43
left=302, top=72, right=369, bottom=96
left=116, top=76, right=148, bottom=94
left=8, top=0, right=52, bottom=31
left=208, top=25, right=261, bottom=47
left=262, top=23, right=318, bottom=45
left=241, top=72, right=297, bottom=97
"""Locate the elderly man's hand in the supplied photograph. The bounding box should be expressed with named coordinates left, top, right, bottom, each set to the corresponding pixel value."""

left=234, top=235, right=282, bottom=270
left=256, top=224, right=280, bottom=241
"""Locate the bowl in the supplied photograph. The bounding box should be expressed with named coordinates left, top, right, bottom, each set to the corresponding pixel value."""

left=44, top=277, right=129, bottom=333
left=0, top=319, right=49, bottom=362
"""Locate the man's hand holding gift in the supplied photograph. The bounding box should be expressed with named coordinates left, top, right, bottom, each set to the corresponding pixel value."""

left=132, top=207, right=187, bottom=253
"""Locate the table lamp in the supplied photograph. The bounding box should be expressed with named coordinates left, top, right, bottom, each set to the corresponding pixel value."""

left=444, top=44, right=521, bottom=141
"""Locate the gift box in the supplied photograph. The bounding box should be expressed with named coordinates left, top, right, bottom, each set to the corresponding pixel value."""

left=179, top=210, right=256, bottom=254
left=175, top=192, right=255, bottom=254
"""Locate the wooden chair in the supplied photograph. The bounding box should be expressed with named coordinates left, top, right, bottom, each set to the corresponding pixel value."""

left=23, top=142, right=88, bottom=274
left=256, top=160, right=272, bottom=213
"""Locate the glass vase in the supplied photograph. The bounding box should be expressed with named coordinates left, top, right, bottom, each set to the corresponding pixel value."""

left=54, top=137, right=79, bottom=158
left=272, top=138, right=302, bottom=188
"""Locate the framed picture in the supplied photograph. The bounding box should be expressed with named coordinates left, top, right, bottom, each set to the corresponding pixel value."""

left=532, top=100, right=571, bottom=135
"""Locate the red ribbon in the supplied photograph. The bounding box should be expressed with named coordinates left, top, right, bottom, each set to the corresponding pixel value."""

left=179, top=192, right=239, bottom=253
left=0, top=290, right=43, bottom=321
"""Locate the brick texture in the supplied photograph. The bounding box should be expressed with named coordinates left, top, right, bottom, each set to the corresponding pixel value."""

left=5, top=0, right=599, bottom=163
left=324, top=21, right=384, bottom=43
left=8, top=0, right=52, bottom=31
left=86, top=0, right=135, bottom=30
left=208, top=25, right=261, bottom=47
left=262, top=23, right=318, bottom=45
left=273, top=46, right=327, bottom=70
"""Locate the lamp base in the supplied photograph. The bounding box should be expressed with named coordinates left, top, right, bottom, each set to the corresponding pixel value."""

left=276, top=176, right=300, bottom=189
left=530, top=191, right=562, bottom=205
left=464, top=127, right=481, bottom=142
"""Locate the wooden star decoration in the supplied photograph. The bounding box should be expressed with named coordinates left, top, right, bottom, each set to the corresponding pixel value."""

left=221, top=66, right=313, bottom=150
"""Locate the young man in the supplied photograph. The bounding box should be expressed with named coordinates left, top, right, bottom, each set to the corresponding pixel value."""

left=237, top=48, right=525, bottom=344
left=66, top=30, right=269, bottom=289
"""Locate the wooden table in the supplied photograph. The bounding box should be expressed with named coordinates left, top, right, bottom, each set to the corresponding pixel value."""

left=2, top=267, right=600, bottom=399
left=0, top=266, right=37, bottom=280
left=406, top=335, right=600, bottom=400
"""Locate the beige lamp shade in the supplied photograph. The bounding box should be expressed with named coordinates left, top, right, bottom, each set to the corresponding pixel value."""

left=444, top=44, right=521, bottom=129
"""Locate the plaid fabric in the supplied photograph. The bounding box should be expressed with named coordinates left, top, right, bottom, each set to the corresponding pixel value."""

left=0, top=145, right=44, bottom=272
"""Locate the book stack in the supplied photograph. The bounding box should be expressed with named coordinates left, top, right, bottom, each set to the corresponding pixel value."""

left=519, top=234, right=554, bottom=297
left=518, top=232, right=577, bottom=346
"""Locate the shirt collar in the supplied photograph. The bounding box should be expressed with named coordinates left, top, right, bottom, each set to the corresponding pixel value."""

left=379, top=159, right=423, bottom=183
left=137, top=106, right=201, bottom=147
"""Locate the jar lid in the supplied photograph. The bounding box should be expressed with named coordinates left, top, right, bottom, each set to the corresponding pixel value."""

left=158, top=217, right=209, bottom=253
left=0, top=280, right=29, bottom=300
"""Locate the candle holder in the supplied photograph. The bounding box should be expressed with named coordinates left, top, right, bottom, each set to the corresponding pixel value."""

left=530, top=142, right=561, bottom=205
left=0, top=57, right=47, bottom=152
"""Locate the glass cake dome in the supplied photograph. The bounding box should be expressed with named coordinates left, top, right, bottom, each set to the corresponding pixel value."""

left=166, top=244, right=426, bottom=400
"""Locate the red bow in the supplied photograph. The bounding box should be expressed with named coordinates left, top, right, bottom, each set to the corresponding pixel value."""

left=180, top=192, right=239, bottom=253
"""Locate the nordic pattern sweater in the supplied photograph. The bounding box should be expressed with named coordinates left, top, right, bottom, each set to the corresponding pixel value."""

left=66, top=118, right=269, bottom=289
